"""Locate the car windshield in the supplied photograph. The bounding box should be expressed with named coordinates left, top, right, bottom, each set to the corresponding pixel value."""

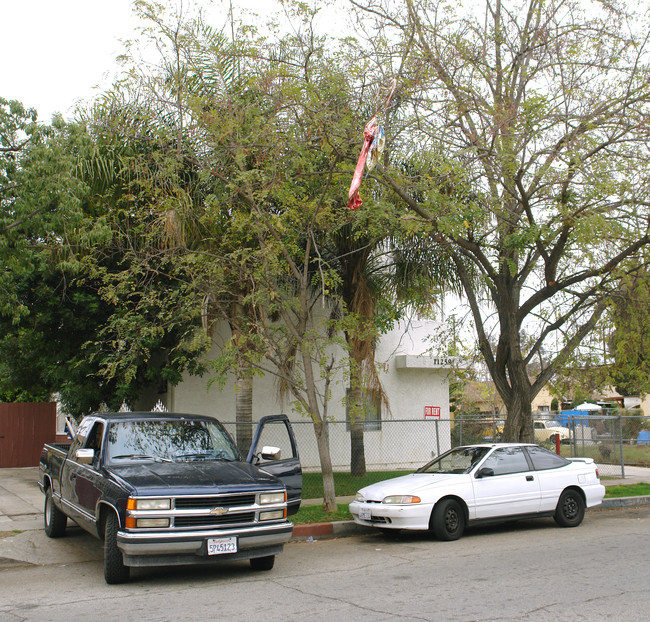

left=105, top=419, right=239, bottom=464
left=416, top=446, right=491, bottom=474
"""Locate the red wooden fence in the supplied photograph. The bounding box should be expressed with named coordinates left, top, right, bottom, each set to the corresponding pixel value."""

left=0, top=402, right=56, bottom=467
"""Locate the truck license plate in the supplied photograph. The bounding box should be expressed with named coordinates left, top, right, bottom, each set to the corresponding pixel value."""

left=207, top=537, right=237, bottom=555
left=359, top=507, right=372, bottom=520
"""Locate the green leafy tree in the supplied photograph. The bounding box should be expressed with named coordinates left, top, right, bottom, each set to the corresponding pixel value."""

left=350, top=0, right=650, bottom=441
left=608, top=267, right=650, bottom=397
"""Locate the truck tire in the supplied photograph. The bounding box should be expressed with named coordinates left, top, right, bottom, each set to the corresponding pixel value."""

left=44, top=488, right=67, bottom=538
left=104, top=512, right=130, bottom=584
left=250, top=555, right=275, bottom=571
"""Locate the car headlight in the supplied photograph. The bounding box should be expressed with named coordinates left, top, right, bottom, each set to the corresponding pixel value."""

left=382, top=495, right=421, bottom=504
left=127, top=497, right=171, bottom=510
left=259, top=492, right=286, bottom=505
left=355, top=492, right=366, bottom=502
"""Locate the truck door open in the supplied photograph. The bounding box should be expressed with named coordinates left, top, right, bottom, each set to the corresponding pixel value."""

left=247, top=415, right=302, bottom=515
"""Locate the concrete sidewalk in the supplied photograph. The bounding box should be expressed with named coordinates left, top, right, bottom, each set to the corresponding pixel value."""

left=1, top=466, right=649, bottom=539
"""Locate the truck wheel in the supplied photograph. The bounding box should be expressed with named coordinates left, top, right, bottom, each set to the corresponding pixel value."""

left=430, top=498, right=465, bottom=541
left=44, top=488, right=67, bottom=538
left=104, top=512, right=130, bottom=584
left=554, top=489, right=585, bottom=527
left=250, top=555, right=275, bottom=571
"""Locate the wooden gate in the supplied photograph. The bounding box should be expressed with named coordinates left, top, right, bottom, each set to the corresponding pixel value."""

left=0, top=403, right=56, bottom=467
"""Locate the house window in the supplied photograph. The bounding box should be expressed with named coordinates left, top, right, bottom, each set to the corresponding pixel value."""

left=346, top=388, right=381, bottom=431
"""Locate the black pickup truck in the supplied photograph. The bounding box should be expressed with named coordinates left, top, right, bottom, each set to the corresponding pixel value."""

left=39, top=412, right=301, bottom=584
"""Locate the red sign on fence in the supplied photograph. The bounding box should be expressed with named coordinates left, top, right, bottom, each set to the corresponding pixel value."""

left=424, top=406, right=441, bottom=419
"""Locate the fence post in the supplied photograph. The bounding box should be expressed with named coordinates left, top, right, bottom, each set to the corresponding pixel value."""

left=435, top=419, right=440, bottom=457
left=618, top=415, right=625, bottom=478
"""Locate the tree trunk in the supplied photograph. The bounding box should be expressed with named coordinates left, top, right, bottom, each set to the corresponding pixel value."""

left=314, top=418, right=337, bottom=511
left=234, top=369, right=253, bottom=455
left=348, top=379, right=367, bottom=477
left=500, top=367, right=534, bottom=443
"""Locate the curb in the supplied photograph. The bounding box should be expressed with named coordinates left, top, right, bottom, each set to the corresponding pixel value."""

left=599, top=495, right=650, bottom=509
left=290, top=496, right=650, bottom=541
left=291, top=521, right=374, bottom=541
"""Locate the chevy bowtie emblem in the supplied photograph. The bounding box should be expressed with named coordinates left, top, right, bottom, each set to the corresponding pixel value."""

left=209, top=506, right=229, bottom=516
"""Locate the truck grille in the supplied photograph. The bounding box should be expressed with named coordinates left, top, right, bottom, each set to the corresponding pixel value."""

left=174, top=494, right=257, bottom=510
left=174, top=512, right=256, bottom=528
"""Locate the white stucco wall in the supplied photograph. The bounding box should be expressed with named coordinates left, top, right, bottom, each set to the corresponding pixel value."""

left=168, top=315, right=453, bottom=470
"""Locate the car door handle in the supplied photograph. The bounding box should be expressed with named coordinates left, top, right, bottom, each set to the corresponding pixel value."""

left=526, top=475, right=534, bottom=481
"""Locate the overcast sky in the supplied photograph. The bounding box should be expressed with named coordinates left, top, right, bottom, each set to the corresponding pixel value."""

left=2, top=0, right=141, bottom=123
left=1, top=0, right=325, bottom=124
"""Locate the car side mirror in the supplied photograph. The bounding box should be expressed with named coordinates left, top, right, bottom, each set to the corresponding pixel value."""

left=260, top=446, right=281, bottom=461
left=76, top=448, right=95, bottom=465
left=475, top=467, right=494, bottom=479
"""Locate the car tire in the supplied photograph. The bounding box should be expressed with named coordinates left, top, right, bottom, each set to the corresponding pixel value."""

left=104, top=512, right=130, bottom=584
left=250, top=555, right=275, bottom=571
left=548, top=434, right=557, bottom=445
left=44, top=488, right=67, bottom=538
left=554, top=489, right=585, bottom=527
left=431, top=498, right=465, bottom=541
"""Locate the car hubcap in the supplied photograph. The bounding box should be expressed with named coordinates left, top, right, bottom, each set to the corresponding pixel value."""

left=446, top=508, right=459, bottom=532
left=564, top=496, right=577, bottom=519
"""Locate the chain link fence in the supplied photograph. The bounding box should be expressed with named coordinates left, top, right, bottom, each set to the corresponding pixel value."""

left=222, top=413, right=650, bottom=476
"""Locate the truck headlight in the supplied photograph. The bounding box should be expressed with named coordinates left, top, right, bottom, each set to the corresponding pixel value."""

left=382, top=495, right=421, bottom=504
left=127, top=497, right=172, bottom=510
left=135, top=518, right=170, bottom=528
left=259, top=492, right=286, bottom=505
left=260, top=510, right=286, bottom=521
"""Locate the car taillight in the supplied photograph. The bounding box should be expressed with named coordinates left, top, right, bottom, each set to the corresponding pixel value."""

left=595, top=468, right=600, bottom=479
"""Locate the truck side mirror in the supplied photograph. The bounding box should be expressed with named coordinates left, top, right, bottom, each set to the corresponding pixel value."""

left=76, top=448, right=95, bottom=465
left=260, top=446, right=281, bottom=461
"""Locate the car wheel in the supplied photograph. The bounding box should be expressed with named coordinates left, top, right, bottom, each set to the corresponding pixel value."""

left=431, top=498, right=465, bottom=541
left=43, top=488, right=67, bottom=538
left=548, top=434, right=557, bottom=445
left=250, top=555, right=275, bottom=571
left=104, top=512, right=130, bottom=584
left=554, top=489, right=585, bottom=527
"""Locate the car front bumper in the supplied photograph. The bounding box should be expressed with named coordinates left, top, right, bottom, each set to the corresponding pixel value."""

left=349, top=500, right=433, bottom=530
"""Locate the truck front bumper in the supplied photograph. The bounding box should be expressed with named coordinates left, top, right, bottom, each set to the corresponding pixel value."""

left=116, top=521, right=294, bottom=567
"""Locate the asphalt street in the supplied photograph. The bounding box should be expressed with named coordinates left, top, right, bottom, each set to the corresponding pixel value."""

left=0, top=504, right=648, bottom=621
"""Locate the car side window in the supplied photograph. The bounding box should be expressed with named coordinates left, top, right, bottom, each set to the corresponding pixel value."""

left=526, top=445, right=570, bottom=470
left=480, top=447, right=530, bottom=475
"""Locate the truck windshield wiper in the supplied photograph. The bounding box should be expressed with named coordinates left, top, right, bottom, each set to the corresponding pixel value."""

left=112, top=454, right=173, bottom=463
left=174, top=452, right=236, bottom=462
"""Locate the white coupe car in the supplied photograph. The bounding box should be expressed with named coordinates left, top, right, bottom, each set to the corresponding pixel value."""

left=349, top=443, right=605, bottom=540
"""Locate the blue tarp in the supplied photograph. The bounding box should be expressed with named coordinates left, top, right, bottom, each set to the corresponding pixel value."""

left=555, top=410, right=591, bottom=426
left=637, top=431, right=650, bottom=445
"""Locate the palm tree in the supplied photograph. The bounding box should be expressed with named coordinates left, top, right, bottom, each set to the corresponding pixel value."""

left=328, top=212, right=463, bottom=476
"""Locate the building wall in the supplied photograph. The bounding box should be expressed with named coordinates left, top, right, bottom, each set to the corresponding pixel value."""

left=169, top=315, right=453, bottom=470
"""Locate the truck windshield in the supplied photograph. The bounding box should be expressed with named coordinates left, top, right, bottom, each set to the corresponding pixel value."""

left=105, top=419, right=239, bottom=464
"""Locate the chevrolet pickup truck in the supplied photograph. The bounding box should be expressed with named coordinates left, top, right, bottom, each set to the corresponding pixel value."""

left=39, top=412, right=301, bottom=584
